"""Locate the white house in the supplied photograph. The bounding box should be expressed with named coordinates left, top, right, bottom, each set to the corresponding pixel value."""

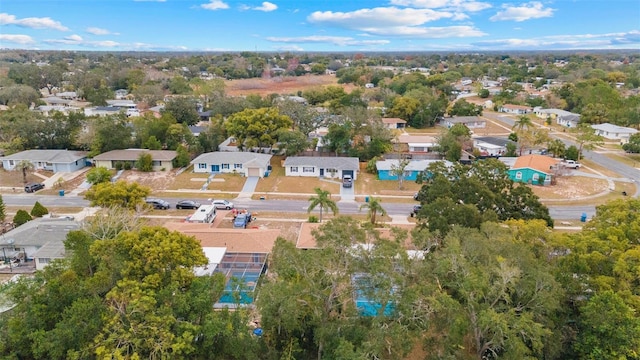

left=191, top=152, right=272, bottom=178
left=591, top=123, right=638, bottom=143
left=284, top=156, right=359, bottom=180
left=381, top=118, right=407, bottom=129
left=442, top=116, right=486, bottom=129
left=394, top=134, right=437, bottom=153
left=499, top=104, right=533, bottom=115
left=473, top=137, right=515, bottom=156
left=1, top=149, right=88, bottom=173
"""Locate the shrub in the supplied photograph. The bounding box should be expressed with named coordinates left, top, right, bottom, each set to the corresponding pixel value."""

left=308, top=215, right=319, bottom=223
left=136, top=153, right=153, bottom=172
left=123, top=162, right=133, bottom=170
left=13, top=210, right=32, bottom=226
left=30, top=201, right=49, bottom=217
left=114, top=161, right=124, bottom=170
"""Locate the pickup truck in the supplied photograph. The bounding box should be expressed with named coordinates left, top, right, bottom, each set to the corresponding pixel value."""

left=561, top=160, right=581, bottom=169
left=342, top=175, right=353, bottom=188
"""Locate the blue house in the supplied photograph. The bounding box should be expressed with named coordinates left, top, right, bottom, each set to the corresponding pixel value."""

left=501, top=155, right=560, bottom=186
left=376, top=159, right=452, bottom=181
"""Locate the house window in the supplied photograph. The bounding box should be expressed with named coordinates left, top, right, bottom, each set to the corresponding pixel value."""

left=515, top=171, right=522, bottom=180
left=152, top=161, right=161, bottom=166
left=38, top=258, right=51, bottom=264
left=290, top=166, right=298, bottom=172
left=198, top=163, right=207, bottom=169
left=222, top=164, right=230, bottom=169
left=234, top=163, right=243, bottom=169
left=9, top=160, right=14, bottom=166
left=532, top=173, right=539, bottom=182
left=303, top=167, right=314, bottom=173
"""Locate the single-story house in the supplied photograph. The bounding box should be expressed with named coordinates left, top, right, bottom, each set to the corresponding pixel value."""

left=376, top=159, right=452, bottom=181
left=394, top=134, right=438, bottom=153
left=41, top=96, right=71, bottom=107
left=591, top=123, right=638, bottom=143
left=503, top=155, right=560, bottom=186
left=557, top=113, right=580, bottom=128
left=1, top=217, right=80, bottom=271
left=284, top=156, right=359, bottom=180
left=442, top=116, right=486, bottom=129
left=1, top=149, right=89, bottom=173
left=191, top=152, right=272, bottom=177
left=93, top=149, right=177, bottom=171
left=499, top=104, right=533, bottom=115
left=473, top=137, right=515, bottom=156
left=84, top=106, right=123, bottom=117
left=381, top=118, right=407, bottom=129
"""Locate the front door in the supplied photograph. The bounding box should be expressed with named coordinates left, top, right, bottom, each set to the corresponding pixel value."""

left=211, top=164, right=220, bottom=172
left=319, top=168, right=324, bottom=177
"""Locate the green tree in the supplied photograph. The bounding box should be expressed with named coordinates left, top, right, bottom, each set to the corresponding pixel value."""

left=390, top=158, right=410, bottom=190
left=84, top=181, right=151, bottom=209
left=15, top=159, right=34, bottom=184
left=437, top=123, right=471, bottom=162
left=0, top=84, right=41, bottom=107
left=307, top=187, right=338, bottom=223
left=622, top=133, right=640, bottom=153
left=30, top=201, right=49, bottom=217
left=0, top=195, right=5, bottom=223
left=226, top=107, right=293, bottom=150
left=162, top=97, right=200, bottom=126
left=173, top=144, right=191, bottom=168
left=572, top=123, right=604, bottom=161
left=86, top=166, right=113, bottom=185
left=13, top=209, right=32, bottom=226
left=448, top=99, right=482, bottom=116
left=277, top=129, right=309, bottom=157
left=359, top=197, right=387, bottom=225
left=136, top=152, right=153, bottom=172
left=547, top=138, right=566, bottom=158
left=565, top=145, right=580, bottom=160
left=323, top=123, right=352, bottom=156
left=143, top=135, right=162, bottom=150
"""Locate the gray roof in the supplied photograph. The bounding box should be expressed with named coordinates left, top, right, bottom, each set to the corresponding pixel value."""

left=444, top=116, right=485, bottom=124
left=591, top=123, right=638, bottom=134
left=1, top=149, right=88, bottom=163
left=2, top=218, right=80, bottom=248
left=191, top=152, right=272, bottom=168
left=535, top=108, right=576, bottom=117
left=376, top=159, right=452, bottom=171
left=31, top=241, right=66, bottom=259
left=93, top=149, right=177, bottom=161
left=473, top=137, right=515, bottom=147
left=284, top=156, right=359, bottom=170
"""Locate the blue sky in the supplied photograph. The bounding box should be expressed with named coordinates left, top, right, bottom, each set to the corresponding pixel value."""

left=1, top=0, right=638, bottom=52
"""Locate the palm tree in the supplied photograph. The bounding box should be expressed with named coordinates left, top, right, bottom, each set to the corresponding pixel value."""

left=547, top=139, right=566, bottom=158
left=359, top=197, right=387, bottom=225
left=15, top=160, right=35, bottom=184
left=512, top=115, right=534, bottom=133
left=307, top=187, right=338, bottom=223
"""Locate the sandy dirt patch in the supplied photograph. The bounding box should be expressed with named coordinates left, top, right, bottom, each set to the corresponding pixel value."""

left=224, top=74, right=356, bottom=97
left=530, top=176, right=609, bottom=200
left=119, top=170, right=177, bottom=191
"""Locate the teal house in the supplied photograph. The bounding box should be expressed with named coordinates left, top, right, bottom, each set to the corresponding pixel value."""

left=503, top=155, right=559, bottom=186
left=376, top=159, right=452, bottom=181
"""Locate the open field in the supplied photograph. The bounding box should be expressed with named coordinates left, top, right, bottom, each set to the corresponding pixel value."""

left=224, top=74, right=357, bottom=97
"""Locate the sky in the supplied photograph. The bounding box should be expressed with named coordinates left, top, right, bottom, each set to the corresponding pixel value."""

left=0, top=0, right=639, bottom=52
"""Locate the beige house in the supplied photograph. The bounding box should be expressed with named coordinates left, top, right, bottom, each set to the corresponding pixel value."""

left=93, top=149, right=177, bottom=171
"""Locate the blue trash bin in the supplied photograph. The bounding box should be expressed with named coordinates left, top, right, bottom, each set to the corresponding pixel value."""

left=59, top=190, right=65, bottom=197
left=580, top=212, right=587, bottom=222
left=365, top=196, right=369, bottom=203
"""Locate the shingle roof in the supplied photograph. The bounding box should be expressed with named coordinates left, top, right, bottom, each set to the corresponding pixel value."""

left=512, top=155, right=560, bottom=174
left=473, top=136, right=515, bottom=147
left=93, top=149, right=177, bottom=161
left=396, top=134, right=437, bottom=144
left=190, top=152, right=272, bottom=168
left=1, top=149, right=88, bottom=163
left=2, top=218, right=80, bottom=248
left=382, top=118, right=407, bottom=124
left=501, top=104, right=532, bottom=110
left=284, top=156, right=359, bottom=170
left=445, top=116, right=485, bottom=124
left=164, top=222, right=280, bottom=253
left=591, top=123, right=638, bottom=134
left=376, top=159, right=452, bottom=171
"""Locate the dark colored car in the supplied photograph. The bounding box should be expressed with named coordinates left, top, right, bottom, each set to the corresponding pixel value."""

left=24, top=182, right=45, bottom=193
left=233, top=214, right=250, bottom=228
left=411, top=205, right=422, bottom=217
left=145, top=198, right=170, bottom=210
left=175, top=200, right=201, bottom=210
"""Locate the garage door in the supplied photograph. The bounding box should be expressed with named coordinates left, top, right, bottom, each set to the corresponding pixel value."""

left=342, top=170, right=354, bottom=178
left=248, top=167, right=261, bottom=177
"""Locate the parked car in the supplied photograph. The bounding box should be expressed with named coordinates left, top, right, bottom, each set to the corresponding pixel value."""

left=145, top=198, right=170, bottom=210
left=560, top=159, right=581, bottom=169
left=413, top=192, right=419, bottom=201
left=175, top=200, right=201, bottom=210
left=24, top=182, right=45, bottom=193
left=410, top=205, right=422, bottom=217
left=233, top=213, right=250, bottom=228
left=342, top=175, right=353, bottom=188
left=212, top=199, right=234, bottom=210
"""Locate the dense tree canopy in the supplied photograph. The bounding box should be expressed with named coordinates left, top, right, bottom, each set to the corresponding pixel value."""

left=226, top=107, right=292, bottom=150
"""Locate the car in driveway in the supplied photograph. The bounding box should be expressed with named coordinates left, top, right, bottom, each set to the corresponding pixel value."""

left=24, top=182, right=45, bottom=193
left=145, top=198, right=170, bottom=210
left=233, top=213, right=250, bottom=228
left=410, top=205, right=422, bottom=217
left=212, top=199, right=234, bottom=210
left=175, top=200, right=201, bottom=209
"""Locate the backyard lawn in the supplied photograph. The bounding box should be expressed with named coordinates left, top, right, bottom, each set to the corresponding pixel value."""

left=356, top=172, right=422, bottom=197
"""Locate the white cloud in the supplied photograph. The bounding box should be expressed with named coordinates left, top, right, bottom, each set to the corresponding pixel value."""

left=201, top=0, right=229, bottom=10
left=86, top=27, right=117, bottom=35
left=472, top=30, right=640, bottom=49
left=0, top=34, right=35, bottom=44
left=266, top=35, right=390, bottom=46
left=0, top=13, right=68, bottom=31
left=490, top=2, right=554, bottom=22
left=255, top=2, right=277, bottom=12
left=308, top=7, right=454, bottom=28
left=364, top=25, right=486, bottom=37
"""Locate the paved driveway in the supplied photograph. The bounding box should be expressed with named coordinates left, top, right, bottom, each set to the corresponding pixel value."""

left=339, top=183, right=355, bottom=202
left=237, top=176, right=259, bottom=199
